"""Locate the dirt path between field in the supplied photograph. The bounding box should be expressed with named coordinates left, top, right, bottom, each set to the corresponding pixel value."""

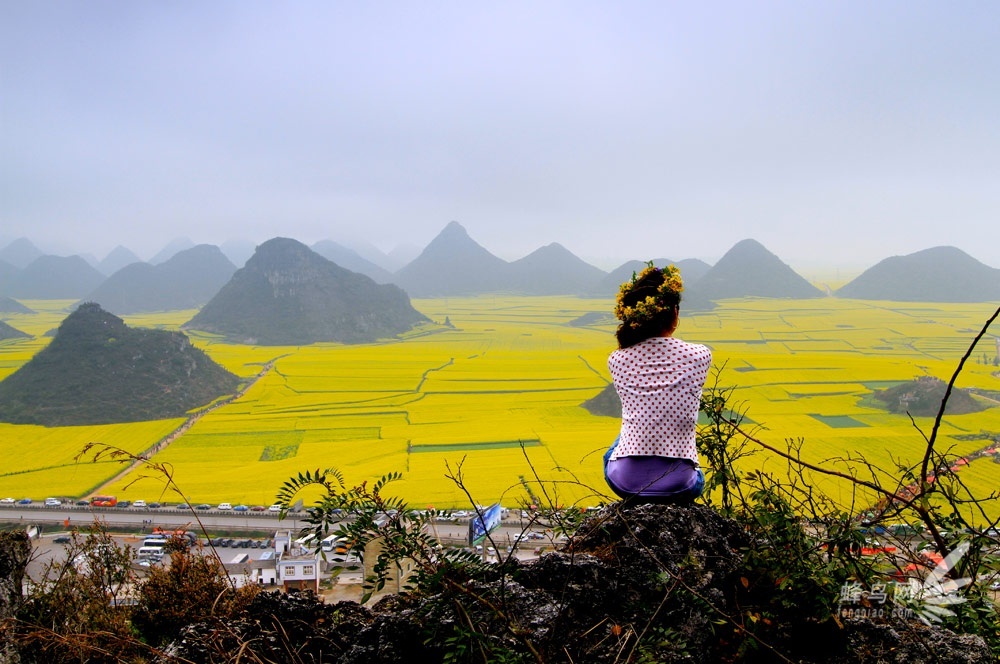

left=88, top=356, right=285, bottom=498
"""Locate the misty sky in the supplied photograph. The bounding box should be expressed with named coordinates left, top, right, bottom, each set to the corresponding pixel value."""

left=2, top=2, right=998, bottom=273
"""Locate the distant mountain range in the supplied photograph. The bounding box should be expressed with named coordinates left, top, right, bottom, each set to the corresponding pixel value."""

left=311, top=240, right=395, bottom=284
left=86, top=245, right=237, bottom=314
left=2, top=229, right=998, bottom=305
left=185, top=237, right=429, bottom=345
left=0, top=302, right=238, bottom=425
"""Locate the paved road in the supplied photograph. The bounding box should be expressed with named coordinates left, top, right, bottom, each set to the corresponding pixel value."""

left=0, top=504, right=562, bottom=550
left=0, top=504, right=307, bottom=533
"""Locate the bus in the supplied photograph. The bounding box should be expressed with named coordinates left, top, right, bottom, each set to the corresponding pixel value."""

left=90, top=495, right=118, bottom=507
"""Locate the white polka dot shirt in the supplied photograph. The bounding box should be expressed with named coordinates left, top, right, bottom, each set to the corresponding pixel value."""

left=608, top=336, right=712, bottom=463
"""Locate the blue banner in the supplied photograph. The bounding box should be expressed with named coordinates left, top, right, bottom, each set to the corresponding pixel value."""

left=468, top=503, right=503, bottom=546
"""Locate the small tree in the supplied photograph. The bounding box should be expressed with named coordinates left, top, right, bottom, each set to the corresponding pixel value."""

left=16, top=522, right=141, bottom=664
left=132, top=545, right=258, bottom=647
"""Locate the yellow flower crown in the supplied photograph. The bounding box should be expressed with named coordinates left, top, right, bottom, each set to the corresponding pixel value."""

left=614, top=262, right=683, bottom=329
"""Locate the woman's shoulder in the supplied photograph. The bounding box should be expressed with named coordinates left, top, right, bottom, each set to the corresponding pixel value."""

left=666, top=336, right=712, bottom=357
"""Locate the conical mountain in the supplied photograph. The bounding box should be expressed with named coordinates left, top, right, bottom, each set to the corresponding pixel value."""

left=0, top=238, right=44, bottom=269
left=690, top=239, right=824, bottom=301
left=5, top=255, right=106, bottom=299
left=0, top=296, right=32, bottom=314
left=0, top=302, right=238, bottom=425
left=149, top=237, right=195, bottom=264
left=99, top=245, right=143, bottom=275
left=0, top=320, right=30, bottom=341
left=185, top=237, right=428, bottom=345
left=508, top=243, right=607, bottom=295
left=836, top=246, right=1000, bottom=302
left=86, top=245, right=237, bottom=314
left=393, top=221, right=510, bottom=296
left=312, top=240, right=394, bottom=284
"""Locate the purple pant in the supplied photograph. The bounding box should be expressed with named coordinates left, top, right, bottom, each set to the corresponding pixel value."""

left=604, top=438, right=704, bottom=503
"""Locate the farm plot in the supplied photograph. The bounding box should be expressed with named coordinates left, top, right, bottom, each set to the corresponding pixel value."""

left=2, top=295, right=998, bottom=512
left=0, top=419, right=183, bottom=498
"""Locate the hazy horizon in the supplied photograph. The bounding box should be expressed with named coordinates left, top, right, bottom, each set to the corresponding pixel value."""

left=3, top=2, right=998, bottom=274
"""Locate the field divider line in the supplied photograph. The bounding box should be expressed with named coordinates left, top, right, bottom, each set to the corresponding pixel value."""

left=414, top=358, right=455, bottom=393
left=86, top=355, right=286, bottom=498
left=577, top=355, right=609, bottom=384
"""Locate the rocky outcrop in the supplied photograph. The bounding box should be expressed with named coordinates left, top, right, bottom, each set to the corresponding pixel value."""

left=161, top=504, right=991, bottom=663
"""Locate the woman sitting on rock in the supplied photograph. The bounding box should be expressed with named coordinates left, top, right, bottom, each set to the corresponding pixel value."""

left=603, top=262, right=712, bottom=503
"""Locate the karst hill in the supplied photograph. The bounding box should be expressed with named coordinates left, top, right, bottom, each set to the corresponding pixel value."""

left=837, top=246, right=1000, bottom=302
left=0, top=302, right=239, bottom=426
left=2, top=254, right=105, bottom=299
left=85, top=244, right=237, bottom=314
left=0, top=296, right=32, bottom=314
left=393, top=221, right=513, bottom=296
left=184, top=237, right=429, bottom=345
left=0, top=320, right=30, bottom=341
left=688, top=238, right=825, bottom=301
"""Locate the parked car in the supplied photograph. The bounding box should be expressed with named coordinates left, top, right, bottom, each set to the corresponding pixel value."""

left=148, top=502, right=161, bottom=509
left=75, top=499, right=90, bottom=506
left=116, top=500, right=131, bottom=508
left=233, top=504, right=249, bottom=512
left=195, top=503, right=211, bottom=510
left=1, top=497, right=16, bottom=505
left=132, top=500, right=147, bottom=508
left=44, top=498, right=61, bottom=507
left=16, top=498, right=32, bottom=505
left=217, top=502, right=232, bottom=511
left=53, top=535, right=72, bottom=544
left=250, top=505, right=266, bottom=512
left=268, top=504, right=282, bottom=513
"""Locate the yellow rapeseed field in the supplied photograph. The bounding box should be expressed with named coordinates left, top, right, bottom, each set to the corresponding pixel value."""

left=0, top=296, right=997, bottom=521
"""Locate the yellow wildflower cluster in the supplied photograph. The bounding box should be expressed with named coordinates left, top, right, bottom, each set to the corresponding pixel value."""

left=613, top=262, right=684, bottom=328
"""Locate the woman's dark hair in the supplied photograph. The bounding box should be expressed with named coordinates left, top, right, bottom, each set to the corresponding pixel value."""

left=615, top=269, right=681, bottom=349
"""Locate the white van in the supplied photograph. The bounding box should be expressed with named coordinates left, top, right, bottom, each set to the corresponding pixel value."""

left=142, top=537, right=168, bottom=549
left=137, top=546, right=164, bottom=560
